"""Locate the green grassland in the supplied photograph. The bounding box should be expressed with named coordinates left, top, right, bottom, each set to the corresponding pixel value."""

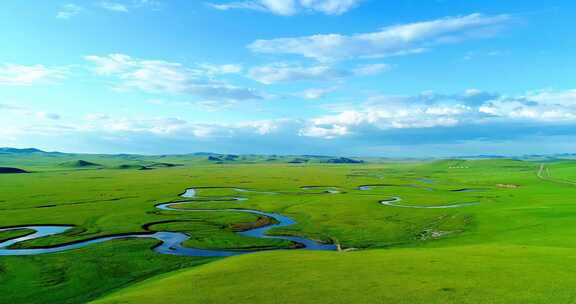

left=1, top=150, right=576, bottom=303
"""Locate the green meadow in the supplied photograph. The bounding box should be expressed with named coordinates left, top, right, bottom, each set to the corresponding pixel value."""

left=2, top=151, right=576, bottom=303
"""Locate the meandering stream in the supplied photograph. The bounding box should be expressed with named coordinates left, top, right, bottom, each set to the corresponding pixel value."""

left=358, top=184, right=480, bottom=209
left=378, top=196, right=479, bottom=209
left=0, top=183, right=480, bottom=256
left=0, top=187, right=336, bottom=256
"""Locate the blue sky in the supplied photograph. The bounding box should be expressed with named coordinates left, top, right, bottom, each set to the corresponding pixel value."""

left=1, top=0, right=575, bottom=156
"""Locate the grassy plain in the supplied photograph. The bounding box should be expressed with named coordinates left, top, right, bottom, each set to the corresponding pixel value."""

left=1, top=152, right=576, bottom=303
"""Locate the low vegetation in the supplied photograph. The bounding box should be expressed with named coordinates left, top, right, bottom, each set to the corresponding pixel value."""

left=1, top=148, right=576, bottom=303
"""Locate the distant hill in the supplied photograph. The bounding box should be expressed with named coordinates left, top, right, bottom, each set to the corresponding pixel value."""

left=0, top=167, right=28, bottom=174
left=116, top=164, right=146, bottom=170
left=192, top=152, right=222, bottom=156
left=0, top=147, right=45, bottom=154
left=207, top=155, right=239, bottom=162
left=3, top=146, right=575, bottom=165
left=145, top=162, right=182, bottom=168
left=115, top=162, right=183, bottom=170
left=288, top=158, right=309, bottom=164
left=59, top=160, right=103, bottom=168
left=138, top=162, right=183, bottom=170
left=322, top=157, right=364, bottom=164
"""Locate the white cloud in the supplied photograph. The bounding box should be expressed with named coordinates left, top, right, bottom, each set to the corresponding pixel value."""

left=209, top=1, right=265, bottom=13
left=85, top=54, right=128, bottom=75
left=133, top=0, right=162, bottom=8
left=525, top=89, right=576, bottom=107
left=8, top=87, right=576, bottom=155
left=57, top=3, right=83, bottom=19
left=301, top=89, right=576, bottom=139
left=198, top=63, right=243, bottom=75
left=248, top=63, right=349, bottom=84
left=299, top=86, right=338, bottom=99
left=299, top=0, right=360, bottom=15
left=238, top=119, right=284, bottom=135
left=78, top=114, right=295, bottom=139
left=189, top=84, right=263, bottom=101
left=248, top=62, right=388, bottom=84
left=300, top=107, right=465, bottom=139
left=257, top=0, right=298, bottom=15
left=192, top=100, right=238, bottom=111
left=208, top=0, right=361, bottom=16
left=101, top=58, right=192, bottom=94
left=85, top=54, right=263, bottom=101
left=249, top=13, right=510, bottom=61
left=353, top=63, right=391, bottom=76
left=85, top=113, right=112, bottom=121
left=479, top=98, right=576, bottom=121
left=0, top=64, right=66, bottom=86
left=98, top=1, right=130, bottom=12
left=299, top=124, right=349, bottom=138
left=111, top=117, right=187, bottom=135
left=96, top=0, right=162, bottom=12
left=14, top=88, right=576, bottom=146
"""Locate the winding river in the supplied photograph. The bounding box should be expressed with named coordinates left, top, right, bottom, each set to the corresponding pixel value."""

left=0, top=182, right=480, bottom=256
left=358, top=184, right=480, bottom=209
left=0, top=187, right=336, bottom=257
left=378, top=196, right=479, bottom=209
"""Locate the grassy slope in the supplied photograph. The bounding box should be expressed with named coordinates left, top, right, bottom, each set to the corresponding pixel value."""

left=1, top=240, right=214, bottom=304
left=0, top=229, right=34, bottom=243
left=2, top=156, right=575, bottom=303
left=93, top=246, right=576, bottom=304
left=93, top=159, right=576, bottom=304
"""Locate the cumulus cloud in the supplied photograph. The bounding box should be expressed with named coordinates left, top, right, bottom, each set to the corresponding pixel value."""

left=198, top=63, right=243, bottom=76
left=85, top=54, right=263, bottom=101
left=299, top=0, right=361, bottom=15
left=0, top=64, right=66, bottom=86
left=98, top=1, right=130, bottom=12
left=526, top=89, right=576, bottom=107
left=97, top=0, right=162, bottom=12
left=249, top=13, right=510, bottom=61
left=352, top=63, right=391, bottom=76
left=249, top=62, right=388, bottom=84
left=85, top=53, right=133, bottom=75
left=300, top=89, right=576, bottom=139
left=57, top=4, right=83, bottom=19
left=73, top=114, right=298, bottom=142
left=299, top=86, right=338, bottom=99
left=75, top=88, right=576, bottom=142
left=208, top=0, right=361, bottom=16
left=299, top=123, right=349, bottom=138
left=249, top=63, right=349, bottom=84
left=300, top=107, right=463, bottom=139
left=55, top=1, right=161, bottom=20
left=7, top=88, right=576, bottom=156
left=85, top=55, right=193, bottom=94
left=189, top=84, right=263, bottom=101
